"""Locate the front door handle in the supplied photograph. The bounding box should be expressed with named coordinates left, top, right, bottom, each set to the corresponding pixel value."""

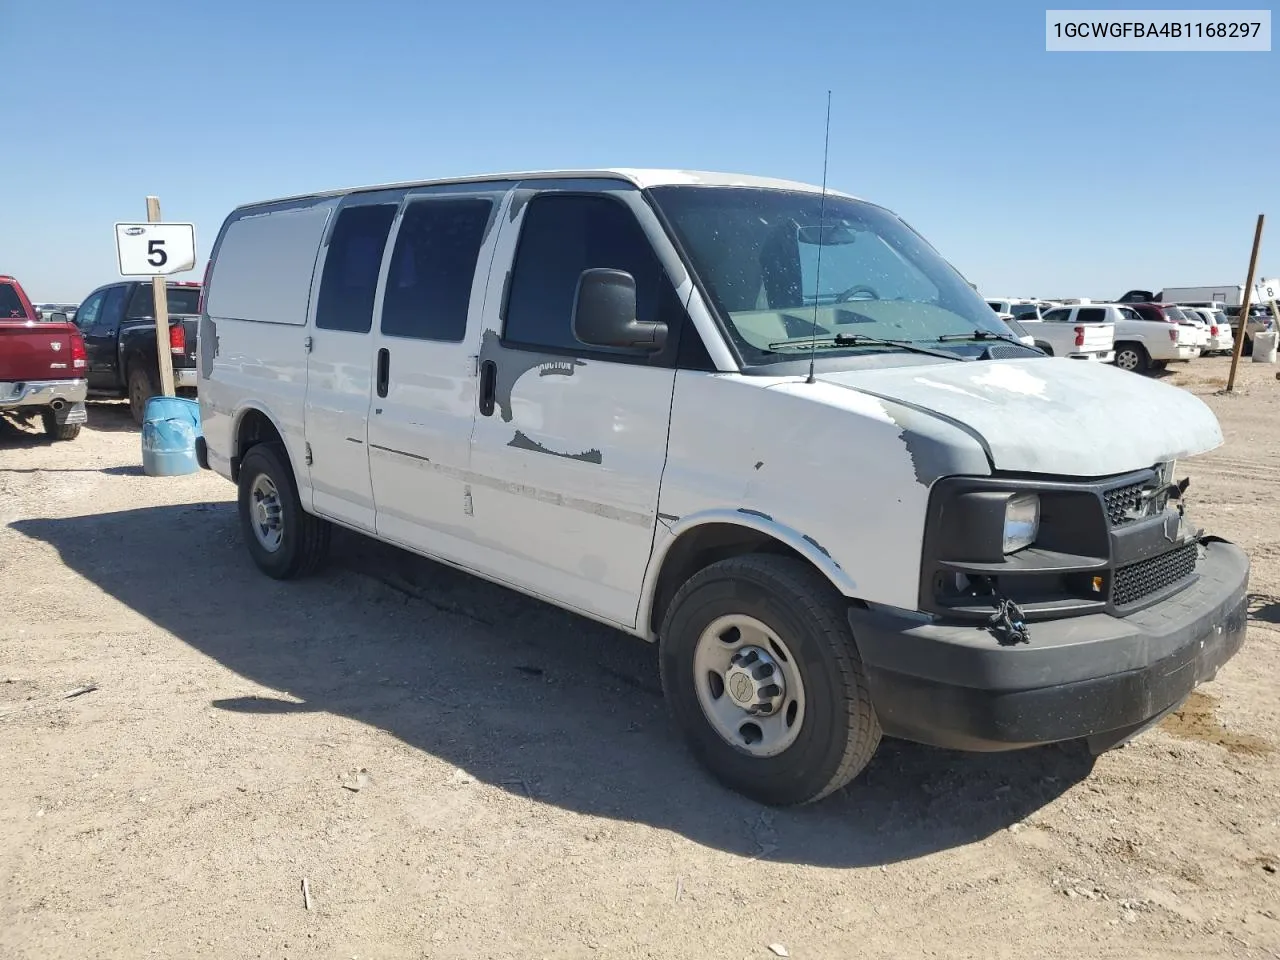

left=376, top=347, right=390, bottom=398
left=478, top=359, right=496, bottom=417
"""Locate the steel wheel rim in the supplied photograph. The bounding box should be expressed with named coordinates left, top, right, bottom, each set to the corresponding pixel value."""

left=249, top=474, right=284, bottom=552
left=1116, top=349, right=1139, bottom=370
left=692, top=614, right=806, bottom=758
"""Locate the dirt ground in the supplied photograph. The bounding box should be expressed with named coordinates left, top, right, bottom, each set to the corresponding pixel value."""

left=2, top=356, right=1278, bottom=960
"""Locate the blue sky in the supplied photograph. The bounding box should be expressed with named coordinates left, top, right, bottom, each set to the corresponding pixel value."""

left=2, top=0, right=1276, bottom=302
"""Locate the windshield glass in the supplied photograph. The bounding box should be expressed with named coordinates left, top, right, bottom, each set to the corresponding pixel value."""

left=648, top=186, right=1008, bottom=364
left=1009, top=303, right=1041, bottom=320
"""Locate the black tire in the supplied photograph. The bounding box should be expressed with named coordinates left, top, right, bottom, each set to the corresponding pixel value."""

left=127, top=363, right=159, bottom=425
left=40, top=410, right=81, bottom=441
left=1113, top=342, right=1150, bottom=374
left=237, top=441, right=331, bottom=580
left=1150, top=359, right=1168, bottom=372
left=658, top=554, right=881, bottom=806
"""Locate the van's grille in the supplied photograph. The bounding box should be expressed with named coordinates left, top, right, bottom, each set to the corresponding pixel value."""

left=1104, top=481, right=1168, bottom=526
left=1113, top=543, right=1198, bottom=608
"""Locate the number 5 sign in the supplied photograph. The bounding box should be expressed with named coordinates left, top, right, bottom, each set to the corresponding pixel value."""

left=114, top=222, right=197, bottom=277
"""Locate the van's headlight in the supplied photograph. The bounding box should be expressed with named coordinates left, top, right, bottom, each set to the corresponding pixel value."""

left=1003, top=494, right=1040, bottom=554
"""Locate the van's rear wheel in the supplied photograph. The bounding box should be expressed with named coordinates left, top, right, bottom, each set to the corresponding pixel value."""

left=237, top=441, right=331, bottom=579
left=659, top=554, right=881, bottom=806
left=1114, top=343, right=1150, bottom=373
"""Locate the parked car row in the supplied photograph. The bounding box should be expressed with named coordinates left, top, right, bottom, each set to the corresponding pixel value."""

left=33, top=302, right=78, bottom=323
left=1, top=273, right=203, bottom=441
left=1119, top=288, right=1277, bottom=355
left=983, top=293, right=1273, bottom=374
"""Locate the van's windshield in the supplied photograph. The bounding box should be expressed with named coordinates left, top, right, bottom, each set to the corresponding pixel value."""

left=648, top=186, right=1010, bottom=365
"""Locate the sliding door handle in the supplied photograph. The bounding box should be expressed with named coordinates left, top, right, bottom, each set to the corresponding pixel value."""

left=478, top=359, right=496, bottom=417
left=376, top=347, right=390, bottom=398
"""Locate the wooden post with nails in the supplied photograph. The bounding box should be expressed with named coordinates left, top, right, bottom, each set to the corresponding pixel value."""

left=1226, top=214, right=1265, bottom=393
left=146, top=196, right=176, bottom=398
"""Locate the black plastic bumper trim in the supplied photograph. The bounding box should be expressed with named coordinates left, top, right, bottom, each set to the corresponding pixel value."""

left=849, top=540, right=1249, bottom=751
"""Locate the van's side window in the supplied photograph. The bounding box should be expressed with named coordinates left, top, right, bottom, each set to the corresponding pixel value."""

left=504, top=193, right=666, bottom=355
left=1077, top=307, right=1106, bottom=323
left=315, top=204, right=398, bottom=334
left=380, top=198, right=493, bottom=342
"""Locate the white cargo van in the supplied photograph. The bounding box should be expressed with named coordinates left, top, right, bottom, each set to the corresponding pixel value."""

left=196, top=169, right=1249, bottom=806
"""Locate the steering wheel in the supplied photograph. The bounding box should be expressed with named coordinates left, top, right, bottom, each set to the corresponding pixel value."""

left=835, top=284, right=880, bottom=303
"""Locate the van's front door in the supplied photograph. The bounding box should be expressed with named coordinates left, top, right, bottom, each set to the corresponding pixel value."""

left=303, top=194, right=400, bottom=532
left=366, top=187, right=505, bottom=557
left=468, top=185, right=685, bottom=627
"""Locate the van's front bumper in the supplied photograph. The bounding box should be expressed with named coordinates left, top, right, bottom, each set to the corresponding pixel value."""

left=848, top=539, right=1249, bottom=752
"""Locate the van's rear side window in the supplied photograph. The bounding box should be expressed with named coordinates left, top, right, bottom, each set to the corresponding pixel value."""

left=380, top=198, right=493, bottom=342
left=315, top=204, right=398, bottom=334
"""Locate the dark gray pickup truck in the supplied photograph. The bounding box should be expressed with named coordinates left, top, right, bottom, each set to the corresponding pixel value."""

left=73, top=281, right=201, bottom=423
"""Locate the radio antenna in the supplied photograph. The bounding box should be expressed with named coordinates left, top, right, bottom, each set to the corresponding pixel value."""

left=806, top=90, right=832, bottom=385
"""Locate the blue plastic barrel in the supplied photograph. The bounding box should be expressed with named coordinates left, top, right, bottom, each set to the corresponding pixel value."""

left=141, top=396, right=202, bottom=477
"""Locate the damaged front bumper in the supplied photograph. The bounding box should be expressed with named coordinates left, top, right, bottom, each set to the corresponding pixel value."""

left=847, top=538, right=1249, bottom=752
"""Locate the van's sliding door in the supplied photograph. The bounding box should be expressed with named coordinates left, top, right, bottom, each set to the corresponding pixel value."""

left=364, top=186, right=508, bottom=559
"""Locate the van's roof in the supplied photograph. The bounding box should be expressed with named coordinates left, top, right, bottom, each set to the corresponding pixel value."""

left=243, top=168, right=859, bottom=209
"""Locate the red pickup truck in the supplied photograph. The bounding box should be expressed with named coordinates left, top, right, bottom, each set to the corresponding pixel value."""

left=0, top=274, right=89, bottom=441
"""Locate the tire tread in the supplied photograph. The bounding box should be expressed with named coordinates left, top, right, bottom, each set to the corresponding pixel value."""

left=660, top=553, right=881, bottom=805
left=239, top=441, right=330, bottom=579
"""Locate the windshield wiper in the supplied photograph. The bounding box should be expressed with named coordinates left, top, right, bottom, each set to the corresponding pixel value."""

left=936, top=329, right=1030, bottom=346
left=767, top=333, right=967, bottom=361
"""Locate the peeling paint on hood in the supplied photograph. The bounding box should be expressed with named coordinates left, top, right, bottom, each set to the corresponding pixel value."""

left=816, top=358, right=1224, bottom=477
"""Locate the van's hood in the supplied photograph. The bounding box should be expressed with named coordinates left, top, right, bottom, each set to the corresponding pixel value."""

left=816, top=358, right=1223, bottom=477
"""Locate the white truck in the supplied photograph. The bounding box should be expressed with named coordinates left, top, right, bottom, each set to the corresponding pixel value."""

left=1018, top=303, right=1116, bottom=361
left=1046, top=303, right=1199, bottom=373
left=193, top=168, right=1248, bottom=806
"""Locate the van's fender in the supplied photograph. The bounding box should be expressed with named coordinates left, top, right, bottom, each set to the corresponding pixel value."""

left=636, top=507, right=859, bottom=640
left=227, top=400, right=311, bottom=500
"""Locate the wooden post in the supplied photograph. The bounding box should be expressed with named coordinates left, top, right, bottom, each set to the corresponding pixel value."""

left=1225, top=214, right=1265, bottom=392
left=146, top=196, right=176, bottom=398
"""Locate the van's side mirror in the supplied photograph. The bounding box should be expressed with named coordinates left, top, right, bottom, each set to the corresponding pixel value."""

left=572, top=268, right=667, bottom=352
left=49, top=312, right=68, bottom=323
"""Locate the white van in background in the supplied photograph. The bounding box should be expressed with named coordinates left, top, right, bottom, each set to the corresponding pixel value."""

left=195, top=169, right=1248, bottom=806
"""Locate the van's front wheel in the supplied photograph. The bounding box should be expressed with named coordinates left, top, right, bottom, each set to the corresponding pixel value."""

left=659, top=554, right=881, bottom=806
left=237, top=441, right=331, bottom=579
